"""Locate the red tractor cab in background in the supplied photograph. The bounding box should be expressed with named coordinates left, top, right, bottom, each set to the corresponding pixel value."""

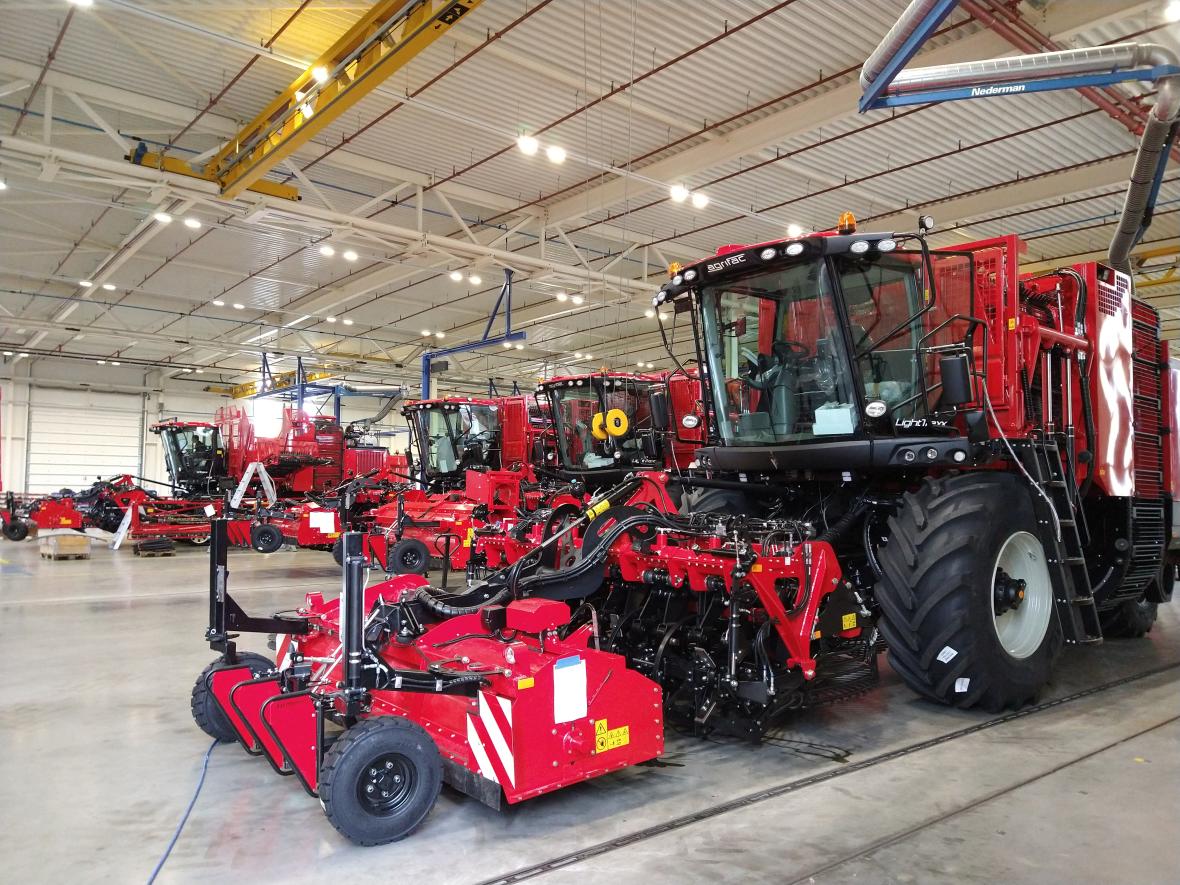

left=356, top=395, right=546, bottom=576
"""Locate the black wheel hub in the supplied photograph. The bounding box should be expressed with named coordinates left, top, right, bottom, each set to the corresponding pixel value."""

left=993, top=568, right=1027, bottom=615
left=401, top=549, right=423, bottom=569
left=357, top=752, right=415, bottom=816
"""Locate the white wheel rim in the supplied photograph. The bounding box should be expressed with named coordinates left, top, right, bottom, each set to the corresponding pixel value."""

left=991, top=530, right=1053, bottom=659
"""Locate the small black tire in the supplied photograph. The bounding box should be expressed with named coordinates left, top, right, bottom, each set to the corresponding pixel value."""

left=2, top=520, right=29, bottom=542
left=387, top=538, right=430, bottom=575
left=331, top=537, right=344, bottom=566
left=190, top=651, right=274, bottom=742
left=320, top=717, right=442, bottom=846
left=875, top=473, right=1063, bottom=712
left=250, top=523, right=284, bottom=554
left=1099, top=598, right=1158, bottom=638
left=186, top=535, right=211, bottom=547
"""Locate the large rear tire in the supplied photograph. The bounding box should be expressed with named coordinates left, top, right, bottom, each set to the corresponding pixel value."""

left=875, top=473, right=1062, bottom=712
left=320, top=717, right=442, bottom=846
left=190, top=651, right=274, bottom=742
left=1099, top=598, right=1157, bottom=638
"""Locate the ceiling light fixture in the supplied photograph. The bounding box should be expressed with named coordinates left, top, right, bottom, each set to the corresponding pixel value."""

left=502, top=341, right=513, bottom=348
left=449, top=270, right=463, bottom=282
left=1167, top=1, right=1180, bottom=22
left=153, top=211, right=172, bottom=224
left=96, top=359, right=106, bottom=365
left=644, top=308, right=656, bottom=318
left=342, top=318, right=354, bottom=325
left=435, top=331, right=445, bottom=339
left=555, top=292, right=568, bottom=302
left=342, top=250, right=358, bottom=262
left=78, top=280, right=93, bottom=287
left=212, top=299, right=225, bottom=306
left=570, top=295, right=584, bottom=306
left=184, top=217, right=201, bottom=229
left=421, top=329, right=432, bottom=337
left=232, top=303, right=245, bottom=310
left=325, top=316, right=337, bottom=323
left=787, top=223, right=804, bottom=238
left=111, top=361, right=121, bottom=366
left=574, top=352, right=583, bottom=359
left=514, top=343, right=524, bottom=350
left=669, top=183, right=689, bottom=203
left=691, top=192, right=709, bottom=209
left=545, top=145, right=567, bottom=164
left=101, top=283, right=116, bottom=291
left=311, top=65, right=330, bottom=84
left=319, top=244, right=335, bottom=257
left=517, top=134, right=539, bottom=156
left=584, top=353, right=593, bottom=360
left=0, top=180, right=8, bottom=191
left=468, top=274, right=482, bottom=285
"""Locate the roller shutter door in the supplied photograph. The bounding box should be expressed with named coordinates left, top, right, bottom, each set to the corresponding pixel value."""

left=25, top=388, right=143, bottom=494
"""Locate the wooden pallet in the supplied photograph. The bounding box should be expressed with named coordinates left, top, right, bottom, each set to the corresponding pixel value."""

left=39, top=535, right=91, bottom=561
left=133, top=539, right=176, bottom=557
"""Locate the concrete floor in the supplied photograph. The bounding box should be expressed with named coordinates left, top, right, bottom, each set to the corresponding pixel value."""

left=1, top=537, right=1177, bottom=884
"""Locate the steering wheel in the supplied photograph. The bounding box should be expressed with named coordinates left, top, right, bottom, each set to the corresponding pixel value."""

left=772, top=340, right=809, bottom=361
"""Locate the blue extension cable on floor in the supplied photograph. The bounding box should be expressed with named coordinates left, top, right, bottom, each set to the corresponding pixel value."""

left=147, top=739, right=218, bottom=884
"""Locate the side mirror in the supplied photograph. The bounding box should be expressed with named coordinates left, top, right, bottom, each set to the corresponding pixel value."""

left=649, top=390, right=669, bottom=431
left=939, top=354, right=973, bottom=406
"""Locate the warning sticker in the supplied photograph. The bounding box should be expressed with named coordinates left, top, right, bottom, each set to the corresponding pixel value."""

left=841, top=613, right=857, bottom=630
left=594, top=719, right=630, bottom=754
left=59, top=518, right=72, bottom=525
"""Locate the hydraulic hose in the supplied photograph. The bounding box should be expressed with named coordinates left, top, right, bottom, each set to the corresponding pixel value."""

left=414, top=585, right=510, bottom=618
left=815, top=498, right=869, bottom=544
left=1077, top=351, right=1098, bottom=498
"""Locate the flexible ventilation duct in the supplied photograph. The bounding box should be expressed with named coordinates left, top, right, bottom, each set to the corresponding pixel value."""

left=860, top=2, right=1180, bottom=277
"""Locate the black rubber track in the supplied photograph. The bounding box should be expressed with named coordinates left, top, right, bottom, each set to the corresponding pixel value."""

left=874, top=472, right=1062, bottom=712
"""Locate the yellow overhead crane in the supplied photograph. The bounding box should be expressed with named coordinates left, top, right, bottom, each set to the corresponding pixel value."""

left=129, top=0, right=483, bottom=200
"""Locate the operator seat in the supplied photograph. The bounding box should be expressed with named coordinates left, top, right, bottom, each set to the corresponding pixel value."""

left=743, top=341, right=799, bottom=438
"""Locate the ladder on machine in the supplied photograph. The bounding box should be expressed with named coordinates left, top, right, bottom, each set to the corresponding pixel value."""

left=1020, top=435, right=1103, bottom=644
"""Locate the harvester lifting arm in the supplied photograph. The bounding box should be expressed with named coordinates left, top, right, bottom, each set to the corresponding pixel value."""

left=858, top=0, right=1180, bottom=274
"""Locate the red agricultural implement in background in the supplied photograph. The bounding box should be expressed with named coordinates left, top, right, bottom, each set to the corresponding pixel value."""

left=473, top=370, right=704, bottom=572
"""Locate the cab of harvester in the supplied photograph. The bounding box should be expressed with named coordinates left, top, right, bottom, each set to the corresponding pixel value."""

left=403, top=395, right=532, bottom=489
left=658, top=218, right=978, bottom=473
left=149, top=419, right=227, bottom=497
left=535, top=371, right=703, bottom=490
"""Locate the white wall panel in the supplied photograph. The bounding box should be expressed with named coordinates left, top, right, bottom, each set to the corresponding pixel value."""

left=26, top=388, right=143, bottom=494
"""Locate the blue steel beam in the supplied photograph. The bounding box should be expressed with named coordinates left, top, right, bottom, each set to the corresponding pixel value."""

left=421, top=267, right=525, bottom=398
left=858, top=0, right=959, bottom=113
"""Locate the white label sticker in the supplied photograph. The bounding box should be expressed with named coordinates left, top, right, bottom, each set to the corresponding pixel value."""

left=308, top=510, right=337, bottom=532
left=954, top=677, right=971, bottom=693
left=203, top=504, right=216, bottom=517
left=552, top=655, right=587, bottom=723
left=937, top=646, right=958, bottom=664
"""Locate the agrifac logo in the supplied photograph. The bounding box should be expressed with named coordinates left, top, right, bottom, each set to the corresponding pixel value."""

left=970, top=83, right=1026, bottom=97
left=706, top=253, right=747, bottom=274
